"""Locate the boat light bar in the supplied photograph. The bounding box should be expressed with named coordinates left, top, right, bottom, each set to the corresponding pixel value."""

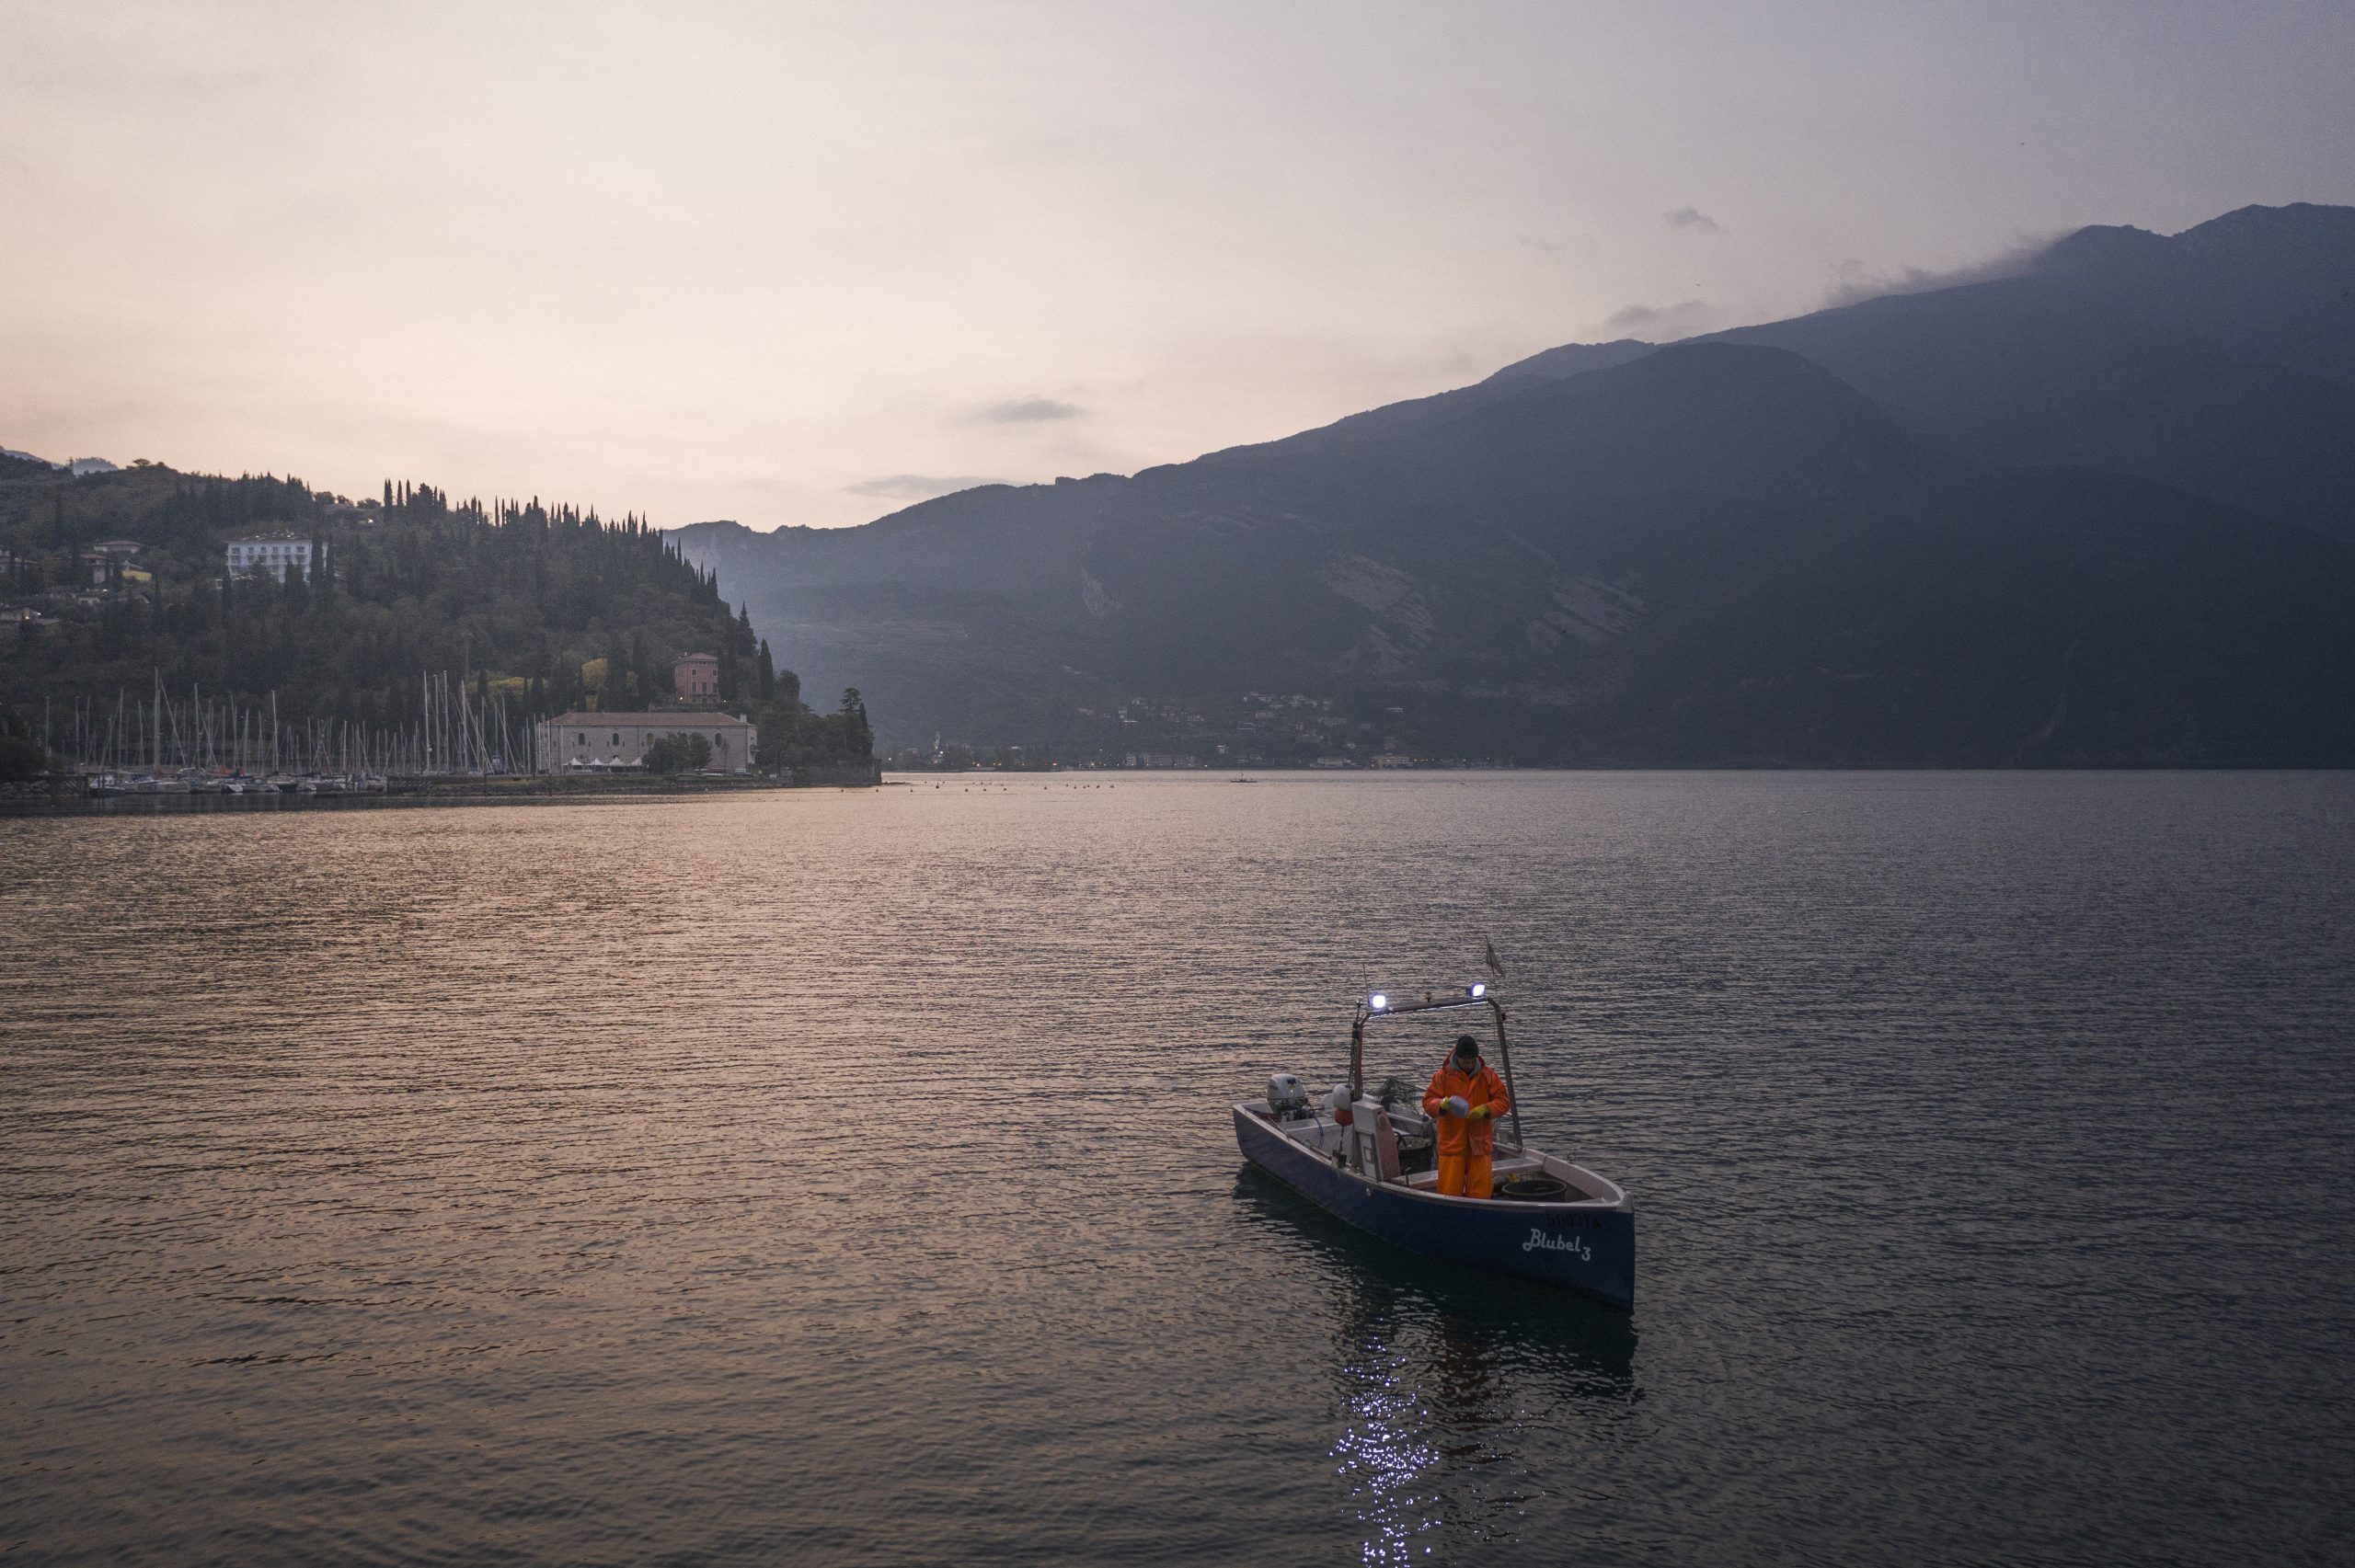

left=1361, top=985, right=1497, bottom=1017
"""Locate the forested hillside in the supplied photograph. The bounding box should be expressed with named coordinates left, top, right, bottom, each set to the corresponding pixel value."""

left=1, top=456, right=870, bottom=772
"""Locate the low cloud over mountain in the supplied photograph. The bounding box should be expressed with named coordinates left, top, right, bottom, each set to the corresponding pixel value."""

left=845, top=474, right=1007, bottom=501
left=970, top=397, right=1086, bottom=424
left=1604, top=301, right=1721, bottom=338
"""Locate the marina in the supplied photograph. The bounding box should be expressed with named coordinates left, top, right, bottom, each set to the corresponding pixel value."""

left=40, top=670, right=549, bottom=791
left=7, top=670, right=836, bottom=809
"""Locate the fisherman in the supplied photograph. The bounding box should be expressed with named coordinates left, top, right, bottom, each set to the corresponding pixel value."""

left=1423, top=1032, right=1510, bottom=1198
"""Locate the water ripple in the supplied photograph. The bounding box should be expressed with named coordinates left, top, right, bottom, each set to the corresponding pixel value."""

left=2, top=773, right=2350, bottom=1565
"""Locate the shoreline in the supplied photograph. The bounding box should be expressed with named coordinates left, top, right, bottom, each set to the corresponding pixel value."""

left=0, top=770, right=879, bottom=816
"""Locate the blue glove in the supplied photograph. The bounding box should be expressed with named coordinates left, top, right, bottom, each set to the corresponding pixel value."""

left=1441, top=1095, right=1470, bottom=1117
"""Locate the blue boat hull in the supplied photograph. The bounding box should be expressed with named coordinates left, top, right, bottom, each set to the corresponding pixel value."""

left=1235, top=1105, right=1635, bottom=1309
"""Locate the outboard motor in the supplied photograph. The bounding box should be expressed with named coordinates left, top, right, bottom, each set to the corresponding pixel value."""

left=1266, top=1073, right=1310, bottom=1118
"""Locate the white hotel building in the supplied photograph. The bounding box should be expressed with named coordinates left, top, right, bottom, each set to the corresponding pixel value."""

left=225, top=532, right=323, bottom=582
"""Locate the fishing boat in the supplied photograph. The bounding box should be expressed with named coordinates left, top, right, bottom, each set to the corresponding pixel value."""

left=1233, top=982, right=1635, bottom=1308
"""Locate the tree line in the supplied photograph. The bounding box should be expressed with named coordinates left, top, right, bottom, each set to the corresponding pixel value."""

left=1, top=459, right=870, bottom=772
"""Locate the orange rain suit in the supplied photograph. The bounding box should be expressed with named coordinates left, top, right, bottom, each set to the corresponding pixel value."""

left=1423, top=1056, right=1511, bottom=1199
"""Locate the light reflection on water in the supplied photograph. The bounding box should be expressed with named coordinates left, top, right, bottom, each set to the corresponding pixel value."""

left=1334, top=1344, right=1441, bottom=1565
left=3, top=773, right=2352, bottom=1565
left=1246, top=1170, right=1641, bottom=1562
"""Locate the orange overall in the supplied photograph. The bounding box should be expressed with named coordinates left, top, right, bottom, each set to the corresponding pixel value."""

left=1423, top=1057, right=1510, bottom=1199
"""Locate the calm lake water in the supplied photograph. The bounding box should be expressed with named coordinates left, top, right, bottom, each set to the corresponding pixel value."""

left=4, top=773, right=2352, bottom=1566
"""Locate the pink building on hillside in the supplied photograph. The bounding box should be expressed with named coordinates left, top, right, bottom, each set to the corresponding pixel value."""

left=674, top=653, right=719, bottom=704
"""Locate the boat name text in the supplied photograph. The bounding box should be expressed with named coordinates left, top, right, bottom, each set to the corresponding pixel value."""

left=1522, top=1228, right=1592, bottom=1262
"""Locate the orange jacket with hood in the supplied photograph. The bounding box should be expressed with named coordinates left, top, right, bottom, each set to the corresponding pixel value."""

left=1423, top=1057, right=1510, bottom=1156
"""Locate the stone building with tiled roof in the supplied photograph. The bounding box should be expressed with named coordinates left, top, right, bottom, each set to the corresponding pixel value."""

left=534, top=711, right=756, bottom=774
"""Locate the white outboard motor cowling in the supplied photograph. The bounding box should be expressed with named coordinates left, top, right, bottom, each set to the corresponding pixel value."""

left=1267, top=1073, right=1309, bottom=1116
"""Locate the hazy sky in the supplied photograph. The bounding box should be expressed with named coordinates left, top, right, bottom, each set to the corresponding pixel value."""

left=5, top=2, right=2351, bottom=528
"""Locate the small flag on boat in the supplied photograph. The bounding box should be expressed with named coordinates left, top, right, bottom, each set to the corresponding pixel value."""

left=1482, top=936, right=1506, bottom=979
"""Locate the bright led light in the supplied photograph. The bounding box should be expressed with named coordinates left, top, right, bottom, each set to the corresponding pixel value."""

left=1368, top=993, right=1387, bottom=1011
left=1469, top=983, right=1486, bottom=998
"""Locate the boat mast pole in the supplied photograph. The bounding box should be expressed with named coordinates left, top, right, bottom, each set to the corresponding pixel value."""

left=1350, top=1013, right=1366, bottom=1102
left=1489, top=997, right=1525, bottom=1152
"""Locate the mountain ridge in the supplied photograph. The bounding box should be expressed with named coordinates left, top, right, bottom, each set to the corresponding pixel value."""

left=675, top=202, right=2355, bottom=765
